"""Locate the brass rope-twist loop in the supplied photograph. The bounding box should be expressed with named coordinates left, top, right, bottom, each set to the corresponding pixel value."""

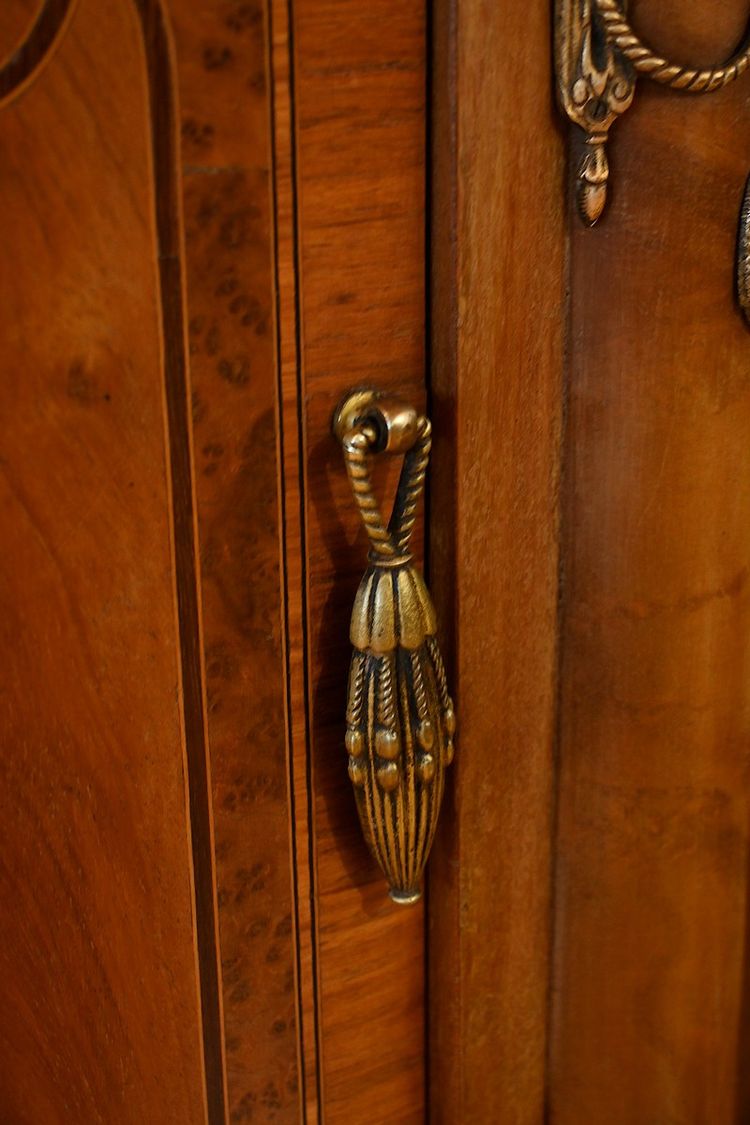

left=596, top=0, right=750, bottom=91
left=342, top=415, right=431, bottom=562
left=342, top=425, right=398, bottom=559
left=390, top=418, right=431, bottom=555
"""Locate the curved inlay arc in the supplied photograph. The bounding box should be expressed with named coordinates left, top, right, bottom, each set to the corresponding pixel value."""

left=0, top=0, right=77, bottom=105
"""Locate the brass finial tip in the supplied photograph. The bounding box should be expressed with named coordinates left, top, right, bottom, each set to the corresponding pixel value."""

left=578, top=180, right=606, bottom=227
left=389, top=887, right=422, bottom=906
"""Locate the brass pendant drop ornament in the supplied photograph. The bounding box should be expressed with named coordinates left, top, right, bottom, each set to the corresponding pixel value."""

left=333, top=389, right=456, bottom=904
left=555, top=0, right=750, bottom=226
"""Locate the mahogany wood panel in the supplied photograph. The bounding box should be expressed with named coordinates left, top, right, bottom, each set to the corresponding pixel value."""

left=428, top=0, right=566, bottom=1121
left=0, top=1, right=77, bottom=102
left=0, top=0, right=212, bottom=1119
left=168, top=3, right=301, bottom=1121
left=268, top=0, right=321, bottom=1114
left=0, top=2, right=42, bottom=57
left=272, top=0, right=429, bottom=1120
left=551, top=2, right=750, bottom=1122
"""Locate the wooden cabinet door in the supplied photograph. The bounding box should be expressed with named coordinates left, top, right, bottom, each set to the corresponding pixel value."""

left=0, top=1, right=428, bottom=1122
left=429, top=1, right=750, bottom=1123
left=552, top=5, right=750, bottom=1121
left=0, top=2, right=215, bottom=1121
left=7, top=1, right=750, bottom=1123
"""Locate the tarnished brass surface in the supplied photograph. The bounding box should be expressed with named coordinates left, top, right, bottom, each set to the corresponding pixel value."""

left=334, top=389, right=455, bottom=904
left=738, top=174, right=750, bottom=325
left=555, top=0, right=635, bottom=225
left=556, top=1, right=750, bottom=224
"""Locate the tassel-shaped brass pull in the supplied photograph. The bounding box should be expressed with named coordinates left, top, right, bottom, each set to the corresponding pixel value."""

left=333, top=389, right=455, bottom=904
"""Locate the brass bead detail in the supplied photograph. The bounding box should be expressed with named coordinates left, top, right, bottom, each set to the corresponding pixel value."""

left=348, top=757, right=367, bottom=787
left=376, top=761, right=399, bottom=791
left=375, top=728, right=400, bottom=760
left=444, top=739, right=455, bottom=766
left=416, top=719, right=434, bottom=750
left=444, top=704, right=456, bottom=737
left=417, top=752, right=435, bottom=783
left=345, top=727, right=364, bottom=756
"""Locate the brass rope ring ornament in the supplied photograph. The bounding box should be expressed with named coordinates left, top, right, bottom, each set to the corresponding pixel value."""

left=596, top=0, right=750, bottom=91
left=555, top=0, right=750, bottom=225
left=333, top=389, right=456, bottom=904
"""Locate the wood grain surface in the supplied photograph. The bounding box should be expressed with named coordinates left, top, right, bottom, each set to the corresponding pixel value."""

left=268, top=0, right=321, bottom=1115
left=0, top=1, right=43, bottom=60
left=551, top=2, right=750, bottom=1122
left=428, top=0, right=566, bottom=1121
left=169, top=3, right=301, bottom=1121
left=271, top=0, right=430, bottom=1120
left=16, top=1, right=750, bottom=1121
left=0, top=1, right=77, bottom=103
left=2, top=1, right=433, bottom=1120
left=0, top=0, right=211, bottom=1119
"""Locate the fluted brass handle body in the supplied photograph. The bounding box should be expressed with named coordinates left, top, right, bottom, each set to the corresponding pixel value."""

left=333, top=389, right=455, bottom=904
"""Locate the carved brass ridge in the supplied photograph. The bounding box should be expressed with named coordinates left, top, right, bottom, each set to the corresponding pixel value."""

left=556, top=0, right=750, bottom=224
left=333, top=389, right=455, bottom=904
left=737, top=174, right=750, bottom=324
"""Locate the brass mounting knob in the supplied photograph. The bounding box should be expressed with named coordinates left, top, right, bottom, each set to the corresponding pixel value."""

left=333, top=388, right=456, bottom=905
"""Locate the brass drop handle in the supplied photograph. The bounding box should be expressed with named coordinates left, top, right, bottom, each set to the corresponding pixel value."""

left=333, top=389, right=456, bottom=905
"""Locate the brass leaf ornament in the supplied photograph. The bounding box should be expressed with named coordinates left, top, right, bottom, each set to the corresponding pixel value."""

left=556, top=0, right=750, bottom=226
left=333, top=389, right=455, bottom=904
